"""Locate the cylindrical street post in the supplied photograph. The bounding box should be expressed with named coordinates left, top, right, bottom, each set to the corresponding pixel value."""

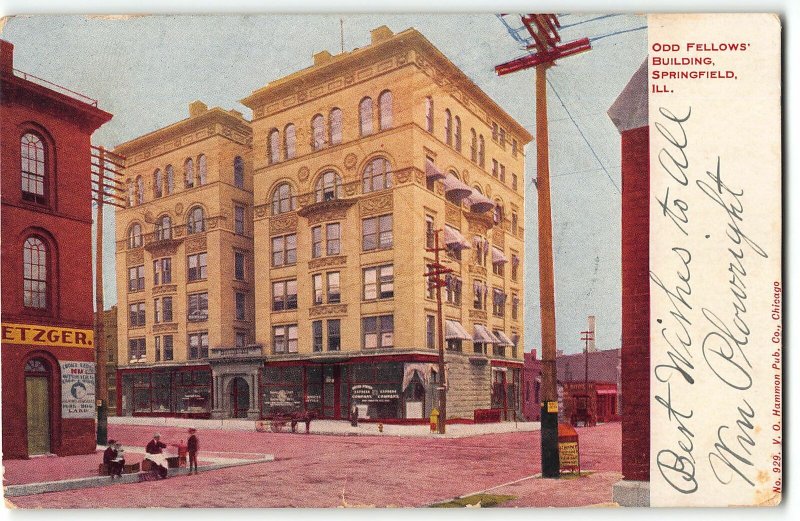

left=95, top=147, right=108, bottom=446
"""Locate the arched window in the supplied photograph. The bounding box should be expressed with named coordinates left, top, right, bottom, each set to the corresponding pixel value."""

left=362, top=157, right=392, bottom=193
left=379, top=90, right=393, bottom=130
left=311, top=114, right=325, bottom=151
left=315, top=171, right=341, bottom=202
left=165, top=165, right=175, bottom=195
left=23, top=237, right=47, bottom=309
left=184, top=158, right=195, bottom=188
left=359, top=97, right=373, bottom=137
left=444, top=109, right=452, bottom=145
left=470, top=129, right=477, bottom=162
left=425, top=97, right=434, bottom=132
left=135, top=176, right=144, bottom=205
left=155, top=215, right=172, bottom=241
left=454, top=116, right=462, bottom=151
left=478, top=135, right=485, bottom=168
left=186, top=206, right=205, bottom=235
left=233, top=156, right=245, bottom=189
left=329, top=108, right=343, bottom=146
left=25, top=358, right=49, bottom=373
left=21, top=133, right=46, bottom=204
left=128, top=222, right=143, bottom=248
left=197, top=154, right=207, bottom=186
left=153, top=169, right=163, bottom=198
left=494, top=203, right=504, bottom=225
left=271, top=182, right=295, bottom=215
left=284, top=124, right=296, bottom=159
left=268, top=129, right=280, bottom=165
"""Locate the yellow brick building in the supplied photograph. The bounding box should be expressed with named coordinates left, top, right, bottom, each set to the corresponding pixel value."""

left=241, top=26, right=530, bottom=422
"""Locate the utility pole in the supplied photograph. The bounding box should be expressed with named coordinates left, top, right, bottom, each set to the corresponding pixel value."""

left=496, top=14, right=591, bottom=479
left=580, top=329, right=593, bottom=397
left=424, top=229, right=453, bottom=434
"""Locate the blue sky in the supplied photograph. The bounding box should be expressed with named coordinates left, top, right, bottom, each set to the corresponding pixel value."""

left=3, top=13, right=646, bottom=355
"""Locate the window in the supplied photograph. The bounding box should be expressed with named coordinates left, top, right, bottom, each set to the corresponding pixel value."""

left=512, top=173, right=518, bottom=191
left=445, top=275, right=462, bottom=305
left=197, top=154, right=207, bottom=185
left=128, top=223, right=142, bottom=248
left=312, top=273, right=323, bottom=305
left=362, top=157, right=392, bottom=193
left=136, top=176, right=144, bottom=204
left=359, top=97, right=373, bottom=136
left=425, top=97, right=434, bottom=132
left=311, top=226, right=322, bottom=258
left=186, top=206, right=205, bottom=234
left=233, top=156, right=245, bottom=188
left=187, top=292, right=208, bottom=322
left=326, top=223, right=341, bottom=256
left=492, top=159, right=499, bottom=178
left=165, top=165, right=175, bottom=194
left=312, top=321, right=323, bottom=352
left=272, top=279, right=298, bottom=311
left=512, top=294, right=519, bottom=320
left=492, top=122, right=499, bottom=141
left=327, top=272, right=341, bottom=303
left=511, top=254, right=520, bottom=282
left=284, top=124, right=296, bottom=159
left=153, top=298, right=161, bottom=323
left=311, top=114, right=325, bottom=151
left=512, top=138, right=518, bottom=157
left=494, top=204, right=504, bottom=226
left=362, top=214, right=393, bottom=251
left=128, top=265, right=145, bottom=292
left=426, top=315, right=436, bottom=349
left=493, top=255, right=505, bottom=276
left=188, top=332, right=209, bottom=359
left=271, top=183, right=295, bottom=215
left=235, top=331, right=248, bottom=349
left=21, top=133, right=46, bottom=203
left=511, top=211, right=518, bottom=235
left=273, top=324, right=298, bottom=354
left=268, top=129, right=280, bottom=164
left=155, top=215, right=172, bottom=241
left=426, top=266, right=435, bottom=299
left=187, top=252, right=207, bottom=281
left=470, top=129, right=477, bottom=162
left=163, top=335, right=174, bottom=361
left=184, top=158, right=194, bottom=188
left=328, top=319, right=341, bottom=351
left=234, top=205, right=245, bottom=235
left=234, top=251, right=246, bottom=281
left=479, top=135, right=485, bottom=168
left=23, top=237, right=47, bottom=308
left=379, top=90, right=393, bottom=130
left=329, top=108, right=343, bottom=146
left=129, top=302, right=145, bottom=327
left=363, top=315, right=394, bottom=349
left=153, top=169, right=163, bottom=198
left=447, top=339, right=463, bottom=352
left=235, top=291, right=246, bottom=320
left=425, top=215, right=435, bottom=249
left=473, top=280, right=486, bottom=310
left=153, top=257, right=172, bottom=285
left=162, top=297, right=173, bottom=322
left=500, top=164, right=506, bottom=183
left=363, top=265, right=394, bottom=300
left=500, top=128, right=506, bottom=147
left=454, top=116, right=462, bottom=151
left=271, top=233, right=297, bottom=267
left=315, top=171, right=341, bottom=202
left=445, top=109, right=452, bottom=145
left=493, top=288, right=506, bottom=317
left=129, top=338, right=146, bottom=361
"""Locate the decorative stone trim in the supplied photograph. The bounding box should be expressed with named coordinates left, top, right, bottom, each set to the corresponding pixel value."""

left=153, top=322, right=179, bottom=333
left=152, top=284, right=178, bottom=296
left=309, top=304, right=348, bottom=318
left=269, top=213, right=298, bottom=236
left=469, top=309, right=487, bottom=321
left=359, top=192, right=393, bottom=217
left=126, top=249, right=144, bottom=266
left=185, top=234, right=207, bottom=253
left=309, top=255, right=347, bottom=271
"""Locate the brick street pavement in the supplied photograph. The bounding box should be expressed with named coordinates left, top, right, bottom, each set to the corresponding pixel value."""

left=5, top=422, right=621, bottom=508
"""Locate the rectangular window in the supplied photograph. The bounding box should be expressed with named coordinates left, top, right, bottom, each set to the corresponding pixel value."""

left=512, top=138, right=518, bottom=157
left=511, top=254, right=519, bottom=282
left=474, top=281, right=485, bottom=310
left=272, top=234, right=297, bottom=267
left=493, top=288, right=506, bottom=317
left=445, top=276, right=462, bottom=305
left=153, top=258, right=172, bottom=285
left=512, top=212, right=518, bottom=236
left=327, top=272, right=341, bottom=303
left=272, top=324, right=298, bottom=354
left=234, top=205, right=245, bottom=235
left=128, top=302, right=145, bottom=327
left=311, top=226, right=322, bottom=258
left=363, top=265, right=394, bottom=300
left=128, top=338, right=146, bottom=361
left=492, top=159, right=499, bottom=178
left=500, top=128, right=506, bottom=147
left=235, top=331, right=248, bottom=349
left=312, top=273, right=323, bottom=305
left=187, top=292, right=208, bottom=322
left=326, top=223, right=341, bottom=256
left=426, top=315, right=436, bottom=349
left=312, top=320, right=323, bottom=352
left=128, top=265, right=145, bottom=292
left=362, top=214, right=393, bottom=251
left=362, top=315, right=394, bottom=349
left=512, top=173, right=518, bottom=191
left=272, top=279, right=297, bottom=311
left=447, top=339, right=463, bottom=352
left=234, top=251, right=246, bottom=281
left=187, top=252, right=207, bottom=281
left=163, top=296, right=173, bottom=322
left=492, top=122, right=499, bottom=141
left=500, top=164, right=506, bottom=183
left=512, top=294, right=519, bottom=320
left=163, top=335, right=173, bottom=361
left=327, top=319, right=341, bottom=351
left=155, top=336, right=161, bottom=362
left=493, top=259, right=505, bottom=276
left=153, top=298, right=161, bottom=324
left=235, top=291, right=246, bottom=320
left=425, top=215, right=435, bottom=249
left=188, top=332, right=209, bottom=359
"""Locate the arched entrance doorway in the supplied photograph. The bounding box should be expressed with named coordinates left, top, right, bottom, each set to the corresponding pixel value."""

left=25, top=358, right=51, bottom=455
left=229, top=377, right=250, bottom=418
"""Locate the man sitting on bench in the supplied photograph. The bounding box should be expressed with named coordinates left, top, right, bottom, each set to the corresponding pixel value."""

left=145, top=433, right=169, bottom=479
left=103, top=439, right=125, bottom=479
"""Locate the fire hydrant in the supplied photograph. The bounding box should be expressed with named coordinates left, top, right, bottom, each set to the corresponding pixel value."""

left=430, top=408, right=439, bottom=432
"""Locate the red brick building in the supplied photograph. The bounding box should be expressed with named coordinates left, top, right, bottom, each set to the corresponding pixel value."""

left=607, top=61, right=650, bottom=505
left=1, top=40, right=112, bottom=458
left=556, top=349, right=621, bottom=426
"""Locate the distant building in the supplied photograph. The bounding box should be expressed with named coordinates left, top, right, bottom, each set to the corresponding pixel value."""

left=557, top=348, right=621, bottom=425
left=100, top=306, right=118, bottom=415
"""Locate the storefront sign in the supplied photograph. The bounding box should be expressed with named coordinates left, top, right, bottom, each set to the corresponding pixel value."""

left=268, top=389, right=299, bottom=408
left=351, top=384, right=400, bottom=403
left=1, top=322, right=94, bottom=349
left=60, top=361, right=96, bottom=418
left=558, top=441, right=580, bottom=471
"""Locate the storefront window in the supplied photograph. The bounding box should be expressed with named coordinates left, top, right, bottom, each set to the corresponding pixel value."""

left=349, top=362, right=403, bottom=420
left=120, top=367, right=211, bottom=416
left=262, top=365, right=303, bottom=415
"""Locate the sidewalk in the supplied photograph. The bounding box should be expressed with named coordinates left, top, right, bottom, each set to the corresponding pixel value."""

left=108, top=415, right=541, bottom=438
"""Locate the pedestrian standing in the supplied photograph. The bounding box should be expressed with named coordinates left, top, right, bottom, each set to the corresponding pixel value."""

left=187, top=427, right=199, bottom=475
left=350, top=404, right=359, bottom=427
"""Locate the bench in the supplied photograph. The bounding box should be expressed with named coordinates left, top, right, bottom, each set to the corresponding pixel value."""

left=98, top=462, right=140, bottom=476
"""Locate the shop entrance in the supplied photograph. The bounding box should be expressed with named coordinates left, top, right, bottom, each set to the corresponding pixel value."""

left=25, top=358, right=51, bottom=455
left=322, top=365, right=340, bottom=419
left=230, top=377, right=250, bottom=419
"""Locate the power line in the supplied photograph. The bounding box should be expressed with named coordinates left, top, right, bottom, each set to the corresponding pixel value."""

left=590, top=26, right=648, bottom=43
left=560, top=14, right=622, bottom=29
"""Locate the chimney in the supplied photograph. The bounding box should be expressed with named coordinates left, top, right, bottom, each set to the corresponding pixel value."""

left=313, top=50, right=333, bottom=66
left=370, top=25, right=394, bottom=44
left=1, top=40, right=14, bottom=74
left=189, top=100, right=208, bottom=117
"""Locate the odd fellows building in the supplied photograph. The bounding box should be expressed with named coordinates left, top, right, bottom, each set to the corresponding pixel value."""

left=1, top=40, right=112, bottom=458
left=241, top=26, right=530, bottom=422
left=113, top=102, right=254, bottom=419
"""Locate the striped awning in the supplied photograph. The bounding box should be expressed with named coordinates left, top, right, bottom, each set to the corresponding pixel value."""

left=425, top=161, right=446, bottom=181
left=473, top=324, right=499, bottom=344
left=491, top=246, right=508, bottom=264
left=495, top=331, right=515, bottom=347
left=464, top=190, right=495, bottom=213
left=445, top=320, right=472, bottom=341
left=444, top=225, right=471, bottom=250
left=442, top=174, right=473, bottom=202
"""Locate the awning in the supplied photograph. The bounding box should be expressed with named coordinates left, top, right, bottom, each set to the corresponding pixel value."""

left=402, top=363, right=432, bottom=390
left=495, top=331, right=515, bottom=347
left=491, top=246, right=508, bottom=264
left=442, top=174, right=473, bottom=202
left=464, top=190, right=495, bottom=213
left=473, top=324, right=499, bottom=344
left=425, top=161, right=446, bottom=181
left=444, top=225, right=471, bottom=250
left=446, top=320, right=472, bottom=341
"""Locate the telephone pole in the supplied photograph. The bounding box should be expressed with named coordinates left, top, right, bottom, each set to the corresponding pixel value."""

left=580, top=329, right=593, bottom=397
left=496, top=14, right=591, bottom=478
left=424, top=229, right=453, bottom=434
